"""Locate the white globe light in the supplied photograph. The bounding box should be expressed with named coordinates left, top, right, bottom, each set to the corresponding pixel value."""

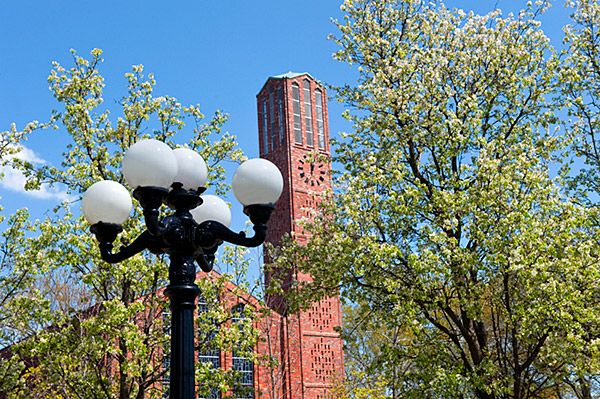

left=232, top=158, right=283, bottom=206
left=172, top=148, right=208, bottom=191
left=122, top=139, right=178, bottom=189
left=190, top=195, right=231, bottom=227
left=82, top=180, right=132, bottom=225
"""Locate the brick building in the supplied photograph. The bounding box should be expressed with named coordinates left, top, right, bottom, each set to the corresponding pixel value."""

left=252, top=72, right=344, bottom=399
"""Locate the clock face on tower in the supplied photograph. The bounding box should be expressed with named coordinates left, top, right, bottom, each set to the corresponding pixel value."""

left=297, top=154, right=327, bottom=187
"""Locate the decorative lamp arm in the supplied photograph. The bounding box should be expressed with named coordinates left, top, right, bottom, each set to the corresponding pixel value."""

left=142, top=208, right=168, bottom=237
left=90, top=223, right=152, bottom=264
left=133, top=187, right=169, bottom=237
left=197, top=220, right=268, bottom=248
left=195, top=204, right=275, bottom=249
left=196, top=250, right=216, bottom=273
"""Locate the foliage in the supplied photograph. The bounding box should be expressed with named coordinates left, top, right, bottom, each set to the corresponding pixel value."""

left=330, top=368, right=390, bottom=399
left=563, top=0, right=600, bottom=200
left=0, top=49, right=261, bottom=399
left=272, top=1, right=600, bottom=398
left=334, top=303, right=405, bottom=398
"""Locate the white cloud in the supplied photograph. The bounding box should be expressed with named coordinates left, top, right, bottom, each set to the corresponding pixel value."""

left=0, top=145, right=71, bottom=202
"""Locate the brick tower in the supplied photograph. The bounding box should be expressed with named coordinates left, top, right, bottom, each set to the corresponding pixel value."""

left=256, top=73, right=344, bottom=399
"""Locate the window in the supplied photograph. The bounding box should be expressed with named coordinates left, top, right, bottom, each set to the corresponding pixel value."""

left=269, top=86, right=277, bottom=151
left=303, top=80, right=314, bottom=147
left=231, top=304, right=254, bottom=399
left=277, top=86, right=285, bottom=147
left=198, top=296, right=221, bottom=399
left=292, top=83, right=302, bottom=145
left=162, top=310, right=171, bottom=399
left=232, top=352, right=254, bottom=399
left=262, top=98, right=269, bottom=154
left=315, top=89, right=325, bottom=150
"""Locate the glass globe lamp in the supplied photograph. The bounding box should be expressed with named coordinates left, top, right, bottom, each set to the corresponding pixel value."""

left=122, top=139, right=178, bottom=189
left=190, top=195, right=231, bottom=227
left=82, top=180, right=132, bottom=225
left=172, top=147, right=208, bottom=191
left=232, top=158, right=283, bottom=206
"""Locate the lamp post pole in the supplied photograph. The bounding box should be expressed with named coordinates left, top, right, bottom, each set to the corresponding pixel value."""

left=164, top=253, right=200, bottom=399
left=82, top=139, right=283, bottom=399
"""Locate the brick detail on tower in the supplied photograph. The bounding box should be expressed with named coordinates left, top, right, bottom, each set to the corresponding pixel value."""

left=255, top=73, right=344, bottom=399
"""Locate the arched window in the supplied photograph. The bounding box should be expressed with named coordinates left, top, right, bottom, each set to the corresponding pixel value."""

left=315, top=89, right=325, bottom=150
left=292, top=83, right=302, bottom=145
left=277, top=86, right=285, bottom=147
left=303, top=80, right=314, bottom=147
left=269, top=86, right=277, bottom=151
left=262, top=97, right=269, bottom=154
left=198, top=296, right=221, bottom=399
left=232, top=304, right=254, bottom=399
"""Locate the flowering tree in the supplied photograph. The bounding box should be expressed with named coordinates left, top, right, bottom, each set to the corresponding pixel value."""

left=564, top=0, right=600, bottom=198
left=273, top=1, right=600, bottom=398
left=0, top=49, right=261, bottom=399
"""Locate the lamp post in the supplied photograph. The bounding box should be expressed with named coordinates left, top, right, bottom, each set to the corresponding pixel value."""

left=81, top=139, right=283, bottom=399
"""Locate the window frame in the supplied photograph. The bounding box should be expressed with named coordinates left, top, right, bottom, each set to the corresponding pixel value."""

left=231, top=304, right=254, bottom=399
left=277, top=86, right=285, bottom=147
left=292, top=83, right=303, bottom=145
left=197, top=296, right=222, bottom=399
left=303, top=79, right=314, bottom=147
left=262, top=97, right=269, bottom=154
left=315, top=88, right=325, bottom=150
left=269, top=86, right=277, bottom=151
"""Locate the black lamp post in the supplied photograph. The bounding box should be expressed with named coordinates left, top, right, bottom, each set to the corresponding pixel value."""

left=81, top=139, right=283, bottom=399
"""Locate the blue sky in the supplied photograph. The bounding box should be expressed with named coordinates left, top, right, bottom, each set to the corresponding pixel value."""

left=0, top=0, right=572, bottom=225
